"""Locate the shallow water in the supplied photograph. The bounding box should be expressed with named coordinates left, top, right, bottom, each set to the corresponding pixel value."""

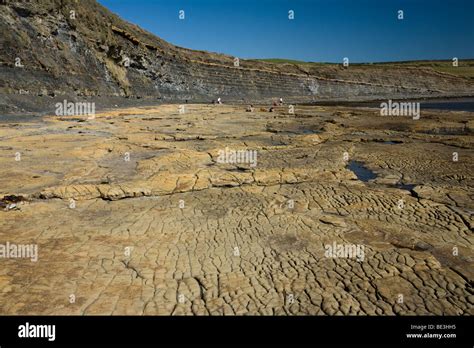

left=0, top=114, right=43, bottom=123
left=348, top=161, right=416, bottom=192
left=308, top=97, right=474, bottom=112
left=347, top=161, right=377, bottom=182
left=419, top=99, right=474, bottom=112
left=394, top=183, right=416, bottom=191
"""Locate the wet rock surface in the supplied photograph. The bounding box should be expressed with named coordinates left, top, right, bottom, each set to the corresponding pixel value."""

left=0, top=104, right=472, bottom=315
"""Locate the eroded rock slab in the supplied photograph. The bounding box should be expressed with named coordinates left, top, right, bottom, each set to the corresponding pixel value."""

left=0, top=104, right=472, bottom=315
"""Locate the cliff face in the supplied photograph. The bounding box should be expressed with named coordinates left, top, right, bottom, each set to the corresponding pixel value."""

left=1, top=0, right=473, bottom=114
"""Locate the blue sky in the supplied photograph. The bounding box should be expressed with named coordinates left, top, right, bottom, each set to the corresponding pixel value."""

left=98, top=0, right=474, bottom=63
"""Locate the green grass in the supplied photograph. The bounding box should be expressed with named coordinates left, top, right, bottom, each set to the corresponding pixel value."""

left=374, top=60, right=474, bottom=78
left=434, top=66, right=474, bottom=78
left=254, top=58, right=326, bottom=65
left=254, top=58, right=474, bottom=78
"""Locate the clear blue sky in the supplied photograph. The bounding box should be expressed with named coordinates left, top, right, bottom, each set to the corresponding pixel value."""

left=98, top=0, right=474, bottom=63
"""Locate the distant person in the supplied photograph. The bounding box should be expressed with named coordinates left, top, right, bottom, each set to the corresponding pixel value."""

left=217, top=97, right=222, bottom=104
left=279, top=97, right=283, bottom=105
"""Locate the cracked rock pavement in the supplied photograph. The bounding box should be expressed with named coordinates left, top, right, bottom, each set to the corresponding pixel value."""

left=0, top=104, right=473, bottom=315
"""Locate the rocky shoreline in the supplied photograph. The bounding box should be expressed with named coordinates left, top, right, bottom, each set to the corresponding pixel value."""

left=0, top=104, right=472, bottom=315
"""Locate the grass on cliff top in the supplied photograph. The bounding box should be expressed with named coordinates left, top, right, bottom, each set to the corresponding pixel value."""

left=256, top=58, right=474, bottom=78
left=255, top=58, right=324, bottom=65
